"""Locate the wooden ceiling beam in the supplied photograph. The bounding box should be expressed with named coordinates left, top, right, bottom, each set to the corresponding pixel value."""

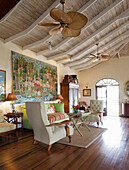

left=63, top=21, right=129, bottom=67
left=56, top=58, right=71, bottom=64
left=113, top=42, right=128, bottom=59
left=117, top=52, right=121, bottom=59
left=23, top=0, right=97, bottom=51
left=59, top=29, right=128, bottom=67
left=71, top=31, right=129, bottom=69
left=4, top=0, right=60, bottom=43
left=47, top=8, right=129, bottom=60
left=64, top=57, right=90, bottom=67
left=71, top=35, right=129, bottom=69
left=72, top=36, right=129, bottom=70
left=77, top=61, right=101, bottom=72
left=70, top=22, right=129, bottom=61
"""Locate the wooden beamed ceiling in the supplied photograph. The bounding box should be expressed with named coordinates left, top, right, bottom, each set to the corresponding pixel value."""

left=0, top=0, right=129, bottom=71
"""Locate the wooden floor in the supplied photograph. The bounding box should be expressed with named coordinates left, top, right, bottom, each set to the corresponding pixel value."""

left=0, top=116, right=129, bottom=170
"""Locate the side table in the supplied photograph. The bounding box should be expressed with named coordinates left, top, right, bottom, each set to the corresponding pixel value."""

left=67, top=112, right=91, bottom=136
left=4, top=112, right=23, bottom=132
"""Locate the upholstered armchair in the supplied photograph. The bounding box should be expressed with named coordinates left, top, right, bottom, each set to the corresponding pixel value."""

left=26, top=102, right=74, bottom=151
left=86, top=100, right=104, bottom=126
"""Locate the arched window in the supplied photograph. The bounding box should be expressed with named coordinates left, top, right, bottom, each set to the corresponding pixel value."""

left=96, top=78, right=119, bottom=86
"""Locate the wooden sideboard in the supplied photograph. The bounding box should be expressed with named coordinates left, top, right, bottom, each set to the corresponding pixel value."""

left=122, top=103, right=129, bottom=116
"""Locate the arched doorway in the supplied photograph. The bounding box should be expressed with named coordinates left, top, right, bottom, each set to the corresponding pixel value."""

left=96, top=78, right=119, bottom=116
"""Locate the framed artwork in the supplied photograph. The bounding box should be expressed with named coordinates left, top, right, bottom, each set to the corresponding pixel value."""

left=0, top=70, right=6, bottom=101
left=12, top=51, right=57, bottom=103
left=83, top=89, right=91, bottom=96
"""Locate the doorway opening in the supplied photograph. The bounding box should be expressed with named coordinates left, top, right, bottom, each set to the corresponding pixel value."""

left=96, top=79, right=119, bottom=116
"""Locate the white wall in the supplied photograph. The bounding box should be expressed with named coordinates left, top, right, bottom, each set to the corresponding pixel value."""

left=0, top=39, right=78, bottom=113
left=2, top=36, right=128, bottom=115
left=78, top=57, right=129, bottom=115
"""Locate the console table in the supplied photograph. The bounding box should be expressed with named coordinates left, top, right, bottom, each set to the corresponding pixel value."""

left=122, top=103, right=129, bottom=116
left=4, top=112, right=23, bottom=129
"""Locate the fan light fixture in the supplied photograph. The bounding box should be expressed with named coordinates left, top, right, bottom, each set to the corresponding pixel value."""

left=48, top=41, right=52, bottom=51
left=38, top=0, right=88, bottom=37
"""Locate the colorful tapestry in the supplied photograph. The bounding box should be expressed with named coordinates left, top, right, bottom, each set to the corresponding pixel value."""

left=12, top=51, right=57, bottom=104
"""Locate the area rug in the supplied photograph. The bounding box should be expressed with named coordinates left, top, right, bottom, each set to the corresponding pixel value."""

left=58, top=126, right=107, bottom=148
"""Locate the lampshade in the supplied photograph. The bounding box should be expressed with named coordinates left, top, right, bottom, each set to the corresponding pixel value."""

left=6, top=93, right=17, bottom=101
left=56, top=94, right=63, bottom=100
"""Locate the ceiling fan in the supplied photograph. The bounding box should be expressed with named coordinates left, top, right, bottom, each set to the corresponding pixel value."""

left=90, top=43, right=110, bottom=62
left=38, top=0, right=88, bottom=37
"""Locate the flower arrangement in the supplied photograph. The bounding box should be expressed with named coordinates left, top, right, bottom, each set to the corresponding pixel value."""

left=72, top=105, right=80, bottom=113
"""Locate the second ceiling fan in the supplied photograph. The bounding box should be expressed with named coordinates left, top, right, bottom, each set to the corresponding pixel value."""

left=90, top=43, right=110, bottom=62
left=38, top=0, right=88, bottom=37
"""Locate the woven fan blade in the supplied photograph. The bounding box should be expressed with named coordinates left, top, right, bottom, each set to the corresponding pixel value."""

left=38, top=21, right=60, bottom=27
left=92, top=58, right=99, bottom=62
left=67, top=12, right=88, bottom=30
left=49, top=26, right=62, bottom=36
left=101, top=54, right=110, bottom=58
left=50, top=8, right=72, bottom=24
left=90, top=53, right=97, bottom=58
left=101, top=58, right=108, bottom=61
left=62, top=27, right=81, bottom=37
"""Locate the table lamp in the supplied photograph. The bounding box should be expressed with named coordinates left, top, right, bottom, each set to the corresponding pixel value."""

left=6, top=93, right=17, bottom=113
left=56, top=94, right=63, bottom=103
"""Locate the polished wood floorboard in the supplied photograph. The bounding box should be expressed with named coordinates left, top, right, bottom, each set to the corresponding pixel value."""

left=0, top=116, right=129, bottom=170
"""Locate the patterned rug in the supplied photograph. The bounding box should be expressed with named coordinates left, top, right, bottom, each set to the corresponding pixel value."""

left=58, top=126, right=107, bottom=148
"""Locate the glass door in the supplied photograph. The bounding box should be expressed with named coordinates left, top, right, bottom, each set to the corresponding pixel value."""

left=96, top=79, right=119, bottom=116
left=96, top=86, right=107, bottom=116
left=74, top=88, right=79, bottom=106
left=69, top=87, right=74, bottom=113
left=107, top=86, right=119, bottom=116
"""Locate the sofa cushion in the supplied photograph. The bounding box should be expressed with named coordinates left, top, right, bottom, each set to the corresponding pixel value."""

left=0, top=122, right=16, bottom=133
left=48, top=112, right=69, bottom=123
left=45, top=103, right=65, bottom=113
left=46, top=104, right=55, bottom=114
left=0, top=111, right=4, bottom=123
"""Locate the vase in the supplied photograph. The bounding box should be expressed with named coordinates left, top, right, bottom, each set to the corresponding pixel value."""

left=74, top=109, right=78, bottom=113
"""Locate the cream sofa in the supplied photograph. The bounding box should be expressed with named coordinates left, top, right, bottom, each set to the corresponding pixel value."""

left=0, top=111, right=16, bottom=136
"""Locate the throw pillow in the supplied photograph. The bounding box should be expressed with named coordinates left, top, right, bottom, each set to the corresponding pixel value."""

left=46, top=104, right=55, bottom=114
left=53, top=103, right=65, bottom=113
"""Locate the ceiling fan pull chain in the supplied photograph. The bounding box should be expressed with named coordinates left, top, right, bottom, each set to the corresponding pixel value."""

left=96, top=43, right=99, bottom=55
left=60, top=0, right=65, bottom=11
